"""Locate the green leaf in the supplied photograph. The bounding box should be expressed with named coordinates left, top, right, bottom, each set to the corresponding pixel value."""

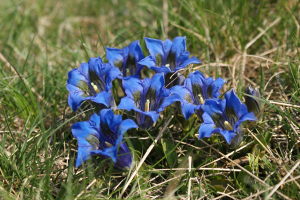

left=161, top=138, right=178, bottom=168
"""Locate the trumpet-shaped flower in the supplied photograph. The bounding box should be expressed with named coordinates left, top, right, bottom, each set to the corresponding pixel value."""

left=118, top=73, right=170, bottom=128
left=72, top=109, right=138, bottom=168
left=185, top=71, right=225, bottom=102
left=66, top=57, right=122, bottom=111
left=198, top=90, right=256, bottom=144
left=138, top=36, right=201, bottom=74
left=106, top=40, right=144, bottom=77
left=160, top=71, right=225, bottom=119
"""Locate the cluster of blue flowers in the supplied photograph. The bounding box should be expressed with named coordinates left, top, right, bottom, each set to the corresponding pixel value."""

left=66, top=36, right=258, bottom=169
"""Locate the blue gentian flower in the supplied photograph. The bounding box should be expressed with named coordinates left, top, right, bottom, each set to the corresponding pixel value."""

left=198, top=90, right=256, bottom=144
left=66, top=57, right=122, bottom=111
left=106, top=40, right=144, bottom=77
left=118, top=73, right=169, bottom=129
left=160, top=71, right=225, bottom=119
left=185, top=71, right=225, bottom=102
left=72, top=109, right=138, bottom=168
left=138, top=36, right=201, bottom=74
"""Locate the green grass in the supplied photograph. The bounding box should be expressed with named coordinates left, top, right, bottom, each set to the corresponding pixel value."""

left=0, top=0, right=299, bottom=199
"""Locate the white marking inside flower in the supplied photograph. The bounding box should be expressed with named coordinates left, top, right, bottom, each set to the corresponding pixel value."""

left=165, top=63, right=170, bottom=67
left=86, top=135, right=99, bottom=150
left=105, top=141, right=113, bottom=147
left=126, top=68, right=130, bottom=76
left=145, top=99, right=150, bottom=112
left=224, top=121, right=233, bottom=130
left=91, top=82, right=100, bottom=93
left=198, top=94, right=205, bottom=104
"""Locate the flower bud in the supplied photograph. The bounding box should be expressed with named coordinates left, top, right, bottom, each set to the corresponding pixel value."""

left=245, top=86, right=261, bottom=116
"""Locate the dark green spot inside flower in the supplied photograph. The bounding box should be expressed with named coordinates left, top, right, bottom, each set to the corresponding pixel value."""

left=155, top=54, right=162, bottom=66
left=166, top=52, right=176, bottom=70
left=125, top=55, right=136, bottom=76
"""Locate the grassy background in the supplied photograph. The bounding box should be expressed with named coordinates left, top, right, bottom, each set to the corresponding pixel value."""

left=0, top=0, right=299, bottom=199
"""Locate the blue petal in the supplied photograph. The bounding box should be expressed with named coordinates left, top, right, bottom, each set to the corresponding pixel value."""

left=107, top=41, right=144, bottom=77
left=118, top=119, right=138, bottom=135
left=183, top=77, right=193, bottom=92
left=99, top=109, right=122, bottom=134
left=92, top=146, right=118, bottom=163
left=235, top=112, right=257, bottom=130
left=89, top=112, right=101, bottom=130
left=72, top=120, right=98, bottom=140
left=184, top=71, right=205, bottom=93
left=185, top=71, right=223, bottom=100
left=137, top=110, right=160, bottom=125
left=177, top=56, right=201, bottom=71
left=106, top=47, right=124, bottom=66
left=128, top=40, right=144, bottom=62
left=181, top=103, right=199, bottom=119
left=105, top=65, right=122, bottom=89
left=211, top=78, right=225, bottom=98
left=99, top=107, right=114, bottom=122
left=225, top=90, right=255, bottom=122
left=170, top=36, right=186, bottom=59
left=122, top=77, right=143, bottom=99
left=66, top=64, right=91, bottom=111
left=144, top=37, right=172, bottom=65
left=138, top=56, right=157, bottom=68
left=198, top=112, right=217, bottom=139
left=149, top=73, right=165, bottom=95
left=160, top=93, right=183, bottom=111
left=91, top=140, right=128, bottom=167
left=88, top=57, right=121, bottom=90
left=75, top=141, right=94, bottom=167
left=225, top=90, right=242, bottom=115
left=169, top=85, right=192, bottom=101
left=219, top=129, right=237, bottom=144
left=87, top=57, right=103, bottom=74
left=144, top=37, right=164, bottom=58
left=202, top=99, right=224, bottom=116
left=89, top=91, right=113, bottom=107
left=162, top=39, right=173, bottom=58
left=72, top=121, right=99, bottom=167
left=92, top=139, right=127, bottom=166
left=237, top=103, right=249, bottom=118
left=66, top=84, right=86, bottom=111
left=202, top=112, right=215, bottom=124
left=240, top=111, right=257, bottom=122
left=150, top=66, right=172, bottom=73
left=118, top=96, right=138, bottom=111
left=160, top=85, right=197, bottom=117
left=198, top=124, right=215, bottom=139
left=77, top=63, right=90, bottom=79
left=128, top=41, right=145, bottom=76
left=187, top=70, right=206, bottom=84
left=67, top=66, right=88, bottom=86
left=141, top=77, right=151, bottom=94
